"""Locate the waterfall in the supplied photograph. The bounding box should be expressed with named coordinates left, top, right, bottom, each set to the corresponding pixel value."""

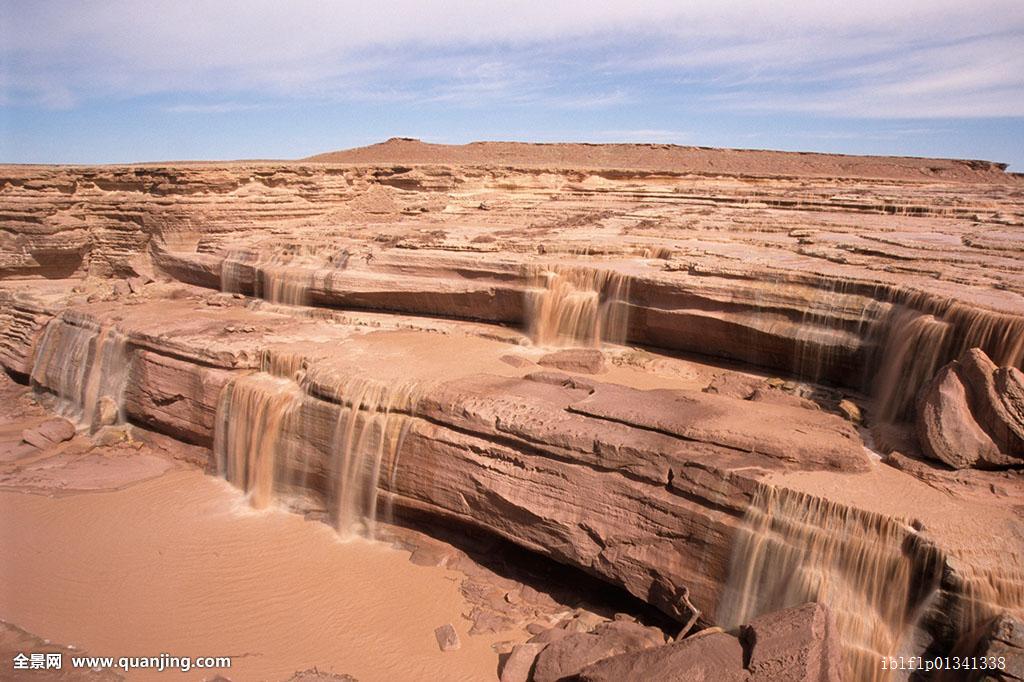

left=718, top=483, right=942, bottom=682
left=525, top=265, right=630, bottom=347
left=220, top=244, right=350, bottom=307
left=326, top=377, right=419, bottom=539
left=213, top=368, right=419, bottom=539
left=29, top=314, right=131, bottom=431
left=213, top=372, right=304, bottom=509
left=776, top=276, right=1024, bottom=424
left=869, top=293, right=1024, bottom=423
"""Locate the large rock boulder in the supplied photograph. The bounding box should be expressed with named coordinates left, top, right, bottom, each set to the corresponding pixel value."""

left=969, top=613, right=1024, bottom=682
left=958, top=349, right=1024, bottom=457
left=917, top=349, right=1023, bottom=469
left=499, top=642, right=548, bottom=682
left=531, top=620, right=666, bottom=682
left=740, top=601, right=843, bottom=681
left=573, top=603, right=843, bottom=682
left=21, top=417, right=76, bottom=449
left=572, top=629, right=747, bottom=682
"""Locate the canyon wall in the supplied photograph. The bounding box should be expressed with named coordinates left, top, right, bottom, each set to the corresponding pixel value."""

left=2, top=141, right=1023, bottom=678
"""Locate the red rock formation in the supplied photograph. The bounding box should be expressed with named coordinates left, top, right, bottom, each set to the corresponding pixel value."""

left=2, top=142, right=1022, bottom=679
left=573, top=603, right=843, bottom=682
left=918, top=348, right=1024, bottom=468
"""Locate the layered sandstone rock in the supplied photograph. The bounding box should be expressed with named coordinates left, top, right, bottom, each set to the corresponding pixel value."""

left=573, top=603, right=843, bottom=682
left=918, top=348, right=1024, bottom=468
left=2, top=141, right=1022, bottom=680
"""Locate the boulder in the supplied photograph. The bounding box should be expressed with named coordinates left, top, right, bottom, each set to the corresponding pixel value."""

left=917, top=350, right=1021, bottom=469
left=500, top=642, right=547, bottom=682
left=96, top=396, right=120, bottom=427
left=574, top=603, right=842, bottom=682
left=21, top=417, right=76, bottom=448
left=837, top=399, right=862, bottom=424
left=433, top=623, right=460, bottom=652
left=531, top=620, right=666, bottom=682
left=918, top=364, right=1001, bottom=468
left=957, top=349, right=1024, bottom=457
left=537, top=349, right=606, bottom=374
left=37, top=417, right=76, bottom=442
left=741, top=602, right=843, bottom=681
left=573, top=629, right=747, bottom=682
left=996, top=367, right=1024, bottom=435
left=20, top=426, right=53, bottom=450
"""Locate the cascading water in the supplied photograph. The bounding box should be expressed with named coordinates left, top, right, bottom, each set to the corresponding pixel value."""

left=29, top=314, right=131, bottom=431
left=325, top=377, right=420, bottom=539
left=931, top=552, right=1024, bottom=677
left=213, top=372, right=304, bottom=509
left=220, top=244, right=351, bottom=307
left=718, top=483, right=943, bottom=682
left=777, top=276, right=1024, bottom=424
left=525, top=264, right=630, bottom=347
left=871, top=309, right=953, bottom=423
left=213, top=363, right=419, bottom=539
left=868, top=293, right=1024, bottom=423
left=260, top=348, right=307, bottom=382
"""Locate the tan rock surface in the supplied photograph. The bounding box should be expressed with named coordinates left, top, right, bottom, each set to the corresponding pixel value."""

left=574, top=603, right=842, bottom=682
left=2, top=140, right=1023, bottom=680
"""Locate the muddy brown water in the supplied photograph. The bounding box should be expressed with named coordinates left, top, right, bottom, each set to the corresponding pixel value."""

left=0, top=469, right=507, bottom=681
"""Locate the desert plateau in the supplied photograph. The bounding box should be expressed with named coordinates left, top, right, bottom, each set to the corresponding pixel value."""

left=0, top=136, right=1021, bottom=681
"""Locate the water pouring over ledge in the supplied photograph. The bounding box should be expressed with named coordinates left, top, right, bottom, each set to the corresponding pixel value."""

left=29, top=312, right=131, bottom=432
left=213, top=357, right=420, bottom=540
left=719, top=481, right=1024, bottom=681
left=525, top=264, right=630, bottom=347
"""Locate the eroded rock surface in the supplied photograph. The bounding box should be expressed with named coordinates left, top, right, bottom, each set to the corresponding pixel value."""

left=918, top=349, right=1024, bottom=468
left=573, top=603, right=842, bottom=682
left=2, top=140, right=1023, bottom=680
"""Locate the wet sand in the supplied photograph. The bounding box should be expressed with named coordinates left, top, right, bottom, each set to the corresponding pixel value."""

left=0, top=469, right=507, bottom=681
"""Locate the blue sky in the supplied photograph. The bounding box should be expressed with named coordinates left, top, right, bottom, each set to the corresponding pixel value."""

left=2, top=1, right=1023, bottom=168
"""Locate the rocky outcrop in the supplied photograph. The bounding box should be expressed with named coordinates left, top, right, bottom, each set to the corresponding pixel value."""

left=21, top=416, right=75, bottom=448
left=530, top=620, right=666, bottom=682
left=573, top=603, right=842, bottom=682
left=917, top=348, right=1024, bottom=468
left=970, top=613, right=1024, bottom=681
left=2, top=144, right=1023, bottom=680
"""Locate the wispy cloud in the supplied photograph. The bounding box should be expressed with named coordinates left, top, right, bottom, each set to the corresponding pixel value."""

left=592, top=129, right=690, bottom=143
left=1, top=0, right=1022, bottom=120
left=164, top=102, right=264, bottom=114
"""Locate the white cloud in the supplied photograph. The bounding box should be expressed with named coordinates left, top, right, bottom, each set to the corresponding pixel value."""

left=164, top=102, right=264, bottom=113
left=1, top=0, right=1022, bottom=117
left=592, top=129, right=690, bottom=142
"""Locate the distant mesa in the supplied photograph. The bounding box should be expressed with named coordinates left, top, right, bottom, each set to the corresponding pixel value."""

left=304, top=137, right=1014, bottom=182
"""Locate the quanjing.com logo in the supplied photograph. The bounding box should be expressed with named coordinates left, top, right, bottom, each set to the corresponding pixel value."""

left=12, top=653, right=62, bottom=671
left=12, top=652, right=232, bottom=674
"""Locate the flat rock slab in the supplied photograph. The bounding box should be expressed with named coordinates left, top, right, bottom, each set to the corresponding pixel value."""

left=434, top=623, right=461, bottom=651
left=568, top=383, right=870, bottom=472
left=531, top=620, right=666, bottom=682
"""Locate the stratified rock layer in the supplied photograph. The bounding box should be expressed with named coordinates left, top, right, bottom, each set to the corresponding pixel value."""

left=918, top=348, right=1024, bottom=468
left=2, top=141, right=1023, bottom=680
